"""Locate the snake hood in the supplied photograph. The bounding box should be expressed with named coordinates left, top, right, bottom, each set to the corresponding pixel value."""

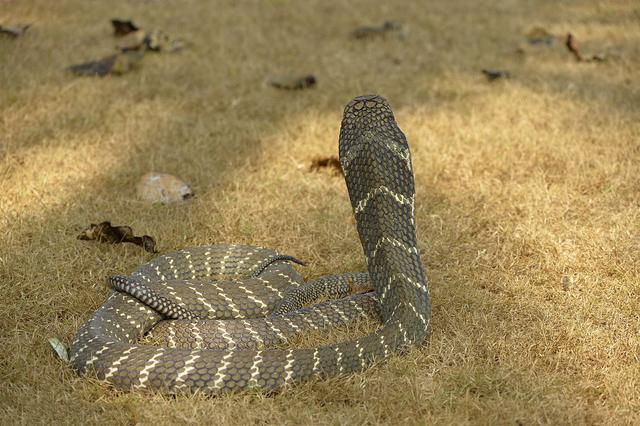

left=339, top=94, right=430, bottom=343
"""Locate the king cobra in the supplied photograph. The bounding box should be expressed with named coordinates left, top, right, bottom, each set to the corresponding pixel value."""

left=69, top=95, right=431, bottom=394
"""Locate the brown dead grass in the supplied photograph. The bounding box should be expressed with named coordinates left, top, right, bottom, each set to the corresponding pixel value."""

left=1, top=0, right=639, bottom=425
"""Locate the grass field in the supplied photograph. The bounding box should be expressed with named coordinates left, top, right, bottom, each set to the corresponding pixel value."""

left=1, top=0, right=639, bottom=424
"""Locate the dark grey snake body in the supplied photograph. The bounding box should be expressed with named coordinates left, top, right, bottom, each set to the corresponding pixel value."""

left=69, top=95, right=431, bottom=393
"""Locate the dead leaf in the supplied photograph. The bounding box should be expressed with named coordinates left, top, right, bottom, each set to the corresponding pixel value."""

left=144, top=30, right=185, bottom=52
left=116, top=29, right=147, bottom=51
left=566, top=33, right=583, bottom=61
left=68, top=51, right=144, bottom=76
left=111, top=19, right=139, bottom=36
left=482, top=69, right=510, bottom=81
left=310, top=156, right=343, bottom=176
left=0, top=24, right=30, bottom=38
left=115, top=28, right=185, bottom=53
left=78, top=221, right=157, bottom=253
left=565, top=33, right=606, bottom=62
left=526, top=27, right=554, bottom=46
left=266, top=74, right=317, bottom=90
left=352, top=21, right=405, bottom=39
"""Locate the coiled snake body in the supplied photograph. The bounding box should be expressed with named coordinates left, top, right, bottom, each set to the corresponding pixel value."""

left=70, top=95, right=431, bottom=393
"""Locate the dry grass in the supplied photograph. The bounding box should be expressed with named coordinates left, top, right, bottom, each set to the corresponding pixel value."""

left=1, top=0, right=639, bottom=424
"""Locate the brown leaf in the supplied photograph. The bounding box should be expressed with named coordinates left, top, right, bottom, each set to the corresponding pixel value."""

left=566, top=33, right=583, bottom=61
left=116, top=30, right=147, bottom=51
left=482, top=69, right=511, bottom=81
left=115, top=29, right=185, bottom=53
left=352, top=21, right=404, bottom=39
left=266, top=74, right=317, bottom=90
left=111, top=19, right=139, bottom=36
left=78, top=221, right=157, bottom=253
left=144, top=30, right=185, bottom=52
left=565, top=33, right=606, bottom=63
left=310, top=156, right=343, bottom=176
left=526, top=27, right=554, bottom=46
left=0, top=24, right=30, bottom=38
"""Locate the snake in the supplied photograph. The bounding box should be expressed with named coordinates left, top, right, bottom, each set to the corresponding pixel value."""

left=69, top=94, right=431, bottom=394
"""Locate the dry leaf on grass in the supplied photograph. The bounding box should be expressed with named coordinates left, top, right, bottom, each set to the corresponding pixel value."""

left=565, top=33, right=606, bottom=62
left=566, top=33, right=583, bottom=61
left=482, top=69, right=511, bottom=81
left=68, top=51, right=144, bottom=76
left=352, top=21, right=405, bottom=39
left=0, top=24, right=30, bottom=38
left=310, top=156, right=343, bottom=176
left=77, top=221, right=157, bottom=253
left=111, top=19, right=139, bottom=36
left=526, top=27, right=554, bottom=46
left=117, top=30, right=185, bottom=52
left=266, top=74, right=317, bottom=90
left=116, top=29, right=147, bottom=51
left=112, top=19, right=185, bottom=52
left=144, top=30, right=185, bottom=52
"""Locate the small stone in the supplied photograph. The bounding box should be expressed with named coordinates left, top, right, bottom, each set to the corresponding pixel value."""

left=136, top=172, right=194, bottom=204
left=266, top=74, right=316, bottom=90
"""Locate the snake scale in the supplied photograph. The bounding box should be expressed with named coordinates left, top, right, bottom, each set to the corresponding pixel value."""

left=69, top=95, right=431, bottom=394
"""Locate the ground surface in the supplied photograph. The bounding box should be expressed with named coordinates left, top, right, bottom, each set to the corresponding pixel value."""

left=1, top=0, right=639, bottom=425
